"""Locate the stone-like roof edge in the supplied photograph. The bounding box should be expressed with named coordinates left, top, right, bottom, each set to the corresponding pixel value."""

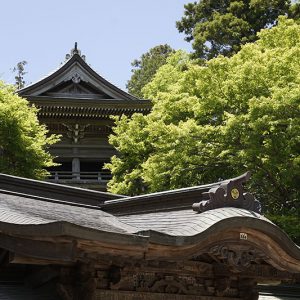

left=102, top=181, right=229, bottom=215
left=102, top=172, right=261, bottom=216
left=0, top=173, right=124, bottom=206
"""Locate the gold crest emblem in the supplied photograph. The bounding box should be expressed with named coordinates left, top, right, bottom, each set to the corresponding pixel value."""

left=231, top=188, right=239, bottom=200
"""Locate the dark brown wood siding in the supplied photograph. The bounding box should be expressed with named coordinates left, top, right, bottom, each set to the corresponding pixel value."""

left=0, top=282, right=59, bottom=300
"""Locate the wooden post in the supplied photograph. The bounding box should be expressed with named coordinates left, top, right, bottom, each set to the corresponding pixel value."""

left=55, top=172, right=59, bottom=182
left=72, top=158, right=80, bottom=180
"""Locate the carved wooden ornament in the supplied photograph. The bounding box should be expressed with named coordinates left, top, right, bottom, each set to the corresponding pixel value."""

left=192, top=172, right=261, bottom=213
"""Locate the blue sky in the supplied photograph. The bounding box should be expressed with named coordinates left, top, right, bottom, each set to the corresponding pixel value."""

left=1, top=0, right=192, bottom=90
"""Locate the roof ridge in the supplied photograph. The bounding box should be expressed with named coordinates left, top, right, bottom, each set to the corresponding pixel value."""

left=18, top=47, right=142, bottom=101
left=0, top=188, right=102, bottom=210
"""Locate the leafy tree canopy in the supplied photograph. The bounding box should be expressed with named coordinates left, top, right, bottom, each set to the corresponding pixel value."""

left=176, top=0, right=300, bottom=59
left=106, top=18, right=300, bottom=218
left=126, top=44, right=175, bottom=98
left=0, top=82, right=59, bottom=179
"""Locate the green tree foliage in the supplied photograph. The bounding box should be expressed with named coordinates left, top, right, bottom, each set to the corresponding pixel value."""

left=176, top=0, right=300, bottom=59
left=106, top=18, right=300, bottom=220
left=0, top=81, right=59, bottom=179
left=13, top=61, right=27, bottom=89
left=126, top=44, right=175, bottom=98
left=267, top=214, right=300, bottom=244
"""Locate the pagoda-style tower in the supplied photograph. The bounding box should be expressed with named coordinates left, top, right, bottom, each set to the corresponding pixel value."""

left=18, top=44, right=151, bottom=190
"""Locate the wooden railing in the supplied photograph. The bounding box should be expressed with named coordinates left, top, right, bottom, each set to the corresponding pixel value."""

left=47, top=171, right=112, bottom=184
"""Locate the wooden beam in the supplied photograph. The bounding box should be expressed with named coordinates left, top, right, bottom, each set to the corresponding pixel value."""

left=0, top=234, right=75, bottom=262
left=9, top=253, right=74, bottom=266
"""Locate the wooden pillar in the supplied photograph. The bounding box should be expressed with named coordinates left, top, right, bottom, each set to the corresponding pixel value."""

left=57, top=263, right=96, bottom=300
left=72, top=158, right=80, bottom=180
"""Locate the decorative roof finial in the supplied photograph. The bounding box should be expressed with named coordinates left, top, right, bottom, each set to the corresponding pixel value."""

left=192, top=172, right=262, bottom=214
left=71, top=42, right=80, bottom=55
left=65, top=42, right=86, bottom=61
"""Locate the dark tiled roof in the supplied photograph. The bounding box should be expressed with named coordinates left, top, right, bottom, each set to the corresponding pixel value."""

left=0, top=173, right=123, bottom=206
left=0, top=181, right=300, bottom=268
left=0, top=191, right=137, bottom=235
left=119, top=207, right=271, bottom=237
left=102, top=183, right=221, bottom=215
left=102, top=172, right=262, bottom=216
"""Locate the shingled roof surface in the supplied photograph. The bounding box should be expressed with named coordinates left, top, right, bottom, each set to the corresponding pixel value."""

left=0, top=173, right=286, bottom=240
left=1, top=189, right=292, bottom=251
left=0, top=191, right=137, bottom=235
left=119, top=207, right=272, bottom=236
left=0, top=172, right=300, bottom=271
left=0, top=188, right=283, bottom=245
left=0, top=173, right=299, bottom=275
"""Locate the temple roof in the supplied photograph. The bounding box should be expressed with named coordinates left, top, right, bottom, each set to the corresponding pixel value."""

left=0, top=190, right=137, bottom=235
left=18, top=44, right=152, bottom=116
left=119, top=207, right=270, bottom=237
left=0, top=172, right=299, bottom=275
left=0, top=173, right=123, bottom=205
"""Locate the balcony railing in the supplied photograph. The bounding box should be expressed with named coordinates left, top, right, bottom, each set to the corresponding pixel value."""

left=47, top=171, right=112, bottom=184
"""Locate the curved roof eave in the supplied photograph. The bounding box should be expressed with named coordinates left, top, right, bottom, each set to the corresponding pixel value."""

left=0, top=210, right=299, bottom=273
left=2, top=208, right=297, bottom=257
left=0, top=220, right=146, bottom=247
left=18, top=54, right=140, bottom=101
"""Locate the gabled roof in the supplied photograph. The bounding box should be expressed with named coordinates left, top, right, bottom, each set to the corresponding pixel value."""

left=18, top=44, right=145, bottom=102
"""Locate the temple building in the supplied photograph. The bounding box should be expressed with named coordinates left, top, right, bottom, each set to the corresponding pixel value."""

left=9, top=45, right=300, bottom=299
left=18, top=43, right=151, bottom=190
left=0, top=171, right=299, bottom=299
